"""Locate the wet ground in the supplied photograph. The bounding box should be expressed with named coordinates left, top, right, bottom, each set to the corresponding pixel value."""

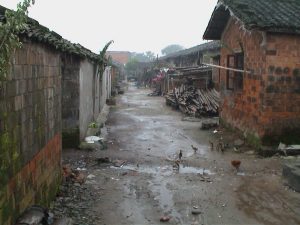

left=57, top=84, right=300, bottom=225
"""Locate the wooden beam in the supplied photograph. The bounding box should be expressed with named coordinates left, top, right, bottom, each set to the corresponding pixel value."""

left=202, top=63, right=251, bottom=74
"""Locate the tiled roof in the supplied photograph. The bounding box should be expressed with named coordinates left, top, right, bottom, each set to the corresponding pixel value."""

left=203, top=0, right=300, bottom=40
left=160, top=41, right=220, bottom=60
left=0, top=5, right=99, bottom=61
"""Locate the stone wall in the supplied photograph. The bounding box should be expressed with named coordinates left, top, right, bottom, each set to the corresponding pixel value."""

left=220, top=18, right=300, bottom=145
left=0, top=40, right=62, bottom=225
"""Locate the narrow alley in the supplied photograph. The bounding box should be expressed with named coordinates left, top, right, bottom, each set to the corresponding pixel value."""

left=58, top=84, right=300, bottom=225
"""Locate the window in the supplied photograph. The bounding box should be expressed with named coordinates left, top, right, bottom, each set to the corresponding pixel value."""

left=226, top=53, right=244, bottom=91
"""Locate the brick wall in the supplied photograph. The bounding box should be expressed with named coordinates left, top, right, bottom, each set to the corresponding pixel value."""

left=220, top=18, right=300, bottom=145
left=106, top=51, right=131, bottom=65
left=263, top=33, right=300, bottom=140
left=0, top=40, right=62, bottom=225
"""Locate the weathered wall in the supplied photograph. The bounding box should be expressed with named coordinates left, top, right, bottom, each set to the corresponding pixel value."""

left=0, top=40, right=62, bottom=225
left=220, top=19, right=266, bottom=142
left=212, top=56, right=220, bottom=90
left=61, top=54, right=80, bottom=147
left=62, top=59, right=110, bottom=143
left=262, top=33, right=300, bottom=142
left=100, top=67, right=111, bottom=111
left=79, top=60, right=97, bottom=140
left=220, top=18, right=300, bottom=145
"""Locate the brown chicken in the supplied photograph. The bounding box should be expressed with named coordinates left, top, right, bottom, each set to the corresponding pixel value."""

left=231, top=160, right=241, bottom=172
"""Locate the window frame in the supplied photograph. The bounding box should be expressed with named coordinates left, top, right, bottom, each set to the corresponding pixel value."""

left=226, top=52, right=244, bottom=91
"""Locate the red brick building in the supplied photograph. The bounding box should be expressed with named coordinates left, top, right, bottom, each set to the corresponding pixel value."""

left=203, top=0, right=300, bottom=146
left=106, top=51, right=131, bottom=65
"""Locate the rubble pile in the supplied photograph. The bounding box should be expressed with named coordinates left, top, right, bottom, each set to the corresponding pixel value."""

left=166, top=86, right=220, bottom=117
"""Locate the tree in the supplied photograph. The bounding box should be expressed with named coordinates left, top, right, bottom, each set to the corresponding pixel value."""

left=125, top=58, right=139, bottom=72
left=161, top=44, right=184, bottom=56
left=130, top=51, right=156, bottom=62
left=97, top=40, right=114, bottom=77
left=0, top=0, right=35, bottom=80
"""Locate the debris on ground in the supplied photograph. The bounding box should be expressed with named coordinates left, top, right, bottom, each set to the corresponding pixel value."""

left=259, top=144, right=300, bottom=157
left=198, top=174, right=212, bottom=182
left=165, top=86, right=220, bottom=117
left=148, top=89, right=161, bottom=96
left=62, top=165, right=86, bottom=184
left=201, top=120, right=219, bottom=130
left=279, top=143, right=300, bottom=156
left=191, top=209, right=202, bottom=215
left=160, top=216, right=171, bottom=222
left=85, top=136, right=103, bottom=144
left=87, top=174, right=96, bottom=179
left=112, top=159, right=126, bottom=167
left=233, top=139, right=245, bottom=147
left=15, top=205, right=46, bottom=225
left=95, top=157, right=111, bottom=164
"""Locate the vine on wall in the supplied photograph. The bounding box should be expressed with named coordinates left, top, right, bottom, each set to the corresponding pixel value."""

left=0, top=0, right=35, bottom=80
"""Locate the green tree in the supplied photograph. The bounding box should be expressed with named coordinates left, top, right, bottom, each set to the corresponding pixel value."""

left=131, top=51, right=156, bottom=62
left=0, top=0, right=35, bottom=79
left=97, top=40, right=114, bottom=78
left=161, top=44, right=184, bottom=56
left=125, top=57, right=139, bottom=73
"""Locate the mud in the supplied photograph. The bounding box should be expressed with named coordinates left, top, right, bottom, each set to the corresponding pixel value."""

left=57, top=84, right=300, bottom=225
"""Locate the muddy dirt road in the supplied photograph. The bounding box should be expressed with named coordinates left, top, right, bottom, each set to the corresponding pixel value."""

left=59, top=84, right=300, bottom=225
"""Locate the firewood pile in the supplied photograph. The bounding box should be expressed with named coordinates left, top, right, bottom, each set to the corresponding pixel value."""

left=165, top=86, right=220, bottom=117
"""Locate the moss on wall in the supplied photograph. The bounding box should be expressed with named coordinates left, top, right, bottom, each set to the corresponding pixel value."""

left=220, top=118, right=262, bottom=149
left=262, top=128, right=300, bottom=146
left=62, top=127, right=80, bottom=148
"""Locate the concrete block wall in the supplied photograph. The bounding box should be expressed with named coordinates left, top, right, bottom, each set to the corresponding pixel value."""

left=0, top=40, right=62, bottom=225
left=61, top=54, right=80, bottom=148
left=220, top=19, right=300, bottom=145
left=79, top=60, right=98, bottom=140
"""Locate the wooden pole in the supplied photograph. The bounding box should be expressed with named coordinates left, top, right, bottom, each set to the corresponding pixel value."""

left=202, top=63, right=251, bottom=74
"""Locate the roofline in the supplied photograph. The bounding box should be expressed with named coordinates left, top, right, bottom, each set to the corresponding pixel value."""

left=159, top=41, right=221, bottom=60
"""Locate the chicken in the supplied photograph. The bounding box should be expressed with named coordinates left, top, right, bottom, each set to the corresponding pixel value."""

left=191, top=145, right=198, bottom=153
left=216, top=142, right=224, bottom=153
left=231, top=160, right=241, bottom=172
left=178, top=150, right=183, bottom=161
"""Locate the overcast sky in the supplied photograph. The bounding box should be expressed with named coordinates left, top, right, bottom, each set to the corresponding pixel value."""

left=1, top=0, right=218, bottom=55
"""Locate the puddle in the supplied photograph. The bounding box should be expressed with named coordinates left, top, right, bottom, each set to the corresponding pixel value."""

left=110, top=164, right=214, bottom=176
left=178, top=164, right=214, bottom=175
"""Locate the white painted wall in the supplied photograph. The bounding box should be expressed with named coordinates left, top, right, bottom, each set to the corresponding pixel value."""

left=79, top=59, right=95, bottom=140
left=79, top=63, right=112, bottom=140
